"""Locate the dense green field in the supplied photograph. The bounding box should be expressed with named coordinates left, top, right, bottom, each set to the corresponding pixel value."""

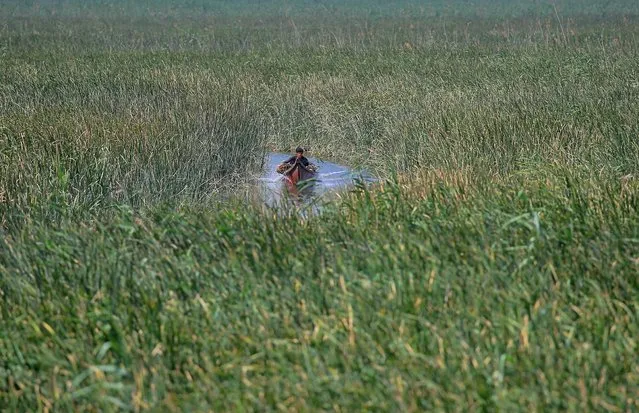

left=1, top=1, right=639, bottom=411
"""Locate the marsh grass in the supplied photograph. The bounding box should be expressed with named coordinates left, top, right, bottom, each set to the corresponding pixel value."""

left=1, top=0, right=639, bottom=411
left=1, top=169, right=638, bottom=411
left=1, top=65, right=269, bottom=226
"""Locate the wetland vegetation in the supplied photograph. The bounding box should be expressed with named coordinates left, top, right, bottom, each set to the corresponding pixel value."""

left=1, top=0, right=638, bottom=411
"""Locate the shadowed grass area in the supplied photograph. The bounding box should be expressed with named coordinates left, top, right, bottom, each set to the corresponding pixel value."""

left=1, top=0, right=639, bottom=411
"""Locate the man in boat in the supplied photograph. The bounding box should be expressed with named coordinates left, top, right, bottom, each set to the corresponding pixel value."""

left=277, top=147, right=318, bottom=199
left=283, top=147, right=310, bottom=167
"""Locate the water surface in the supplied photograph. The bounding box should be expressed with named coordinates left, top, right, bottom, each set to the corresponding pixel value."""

left=258, top=153, right=376, bottom=209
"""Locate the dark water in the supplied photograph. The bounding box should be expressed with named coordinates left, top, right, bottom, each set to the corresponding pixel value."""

left=258, top=153, right=377, bottom=209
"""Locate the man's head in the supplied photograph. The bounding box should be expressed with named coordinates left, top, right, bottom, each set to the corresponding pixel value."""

left=295, top=146, right=304, bottom=159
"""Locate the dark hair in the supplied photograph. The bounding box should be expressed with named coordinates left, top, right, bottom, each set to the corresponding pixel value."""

left=295, top=146, right=304, bottom=154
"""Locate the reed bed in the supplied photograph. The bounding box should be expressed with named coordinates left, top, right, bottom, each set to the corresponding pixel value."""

left=1, top=1, right=638, bottom=411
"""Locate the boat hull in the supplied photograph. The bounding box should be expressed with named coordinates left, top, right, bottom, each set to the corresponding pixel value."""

left=281, top=163, right=317, bottom=195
